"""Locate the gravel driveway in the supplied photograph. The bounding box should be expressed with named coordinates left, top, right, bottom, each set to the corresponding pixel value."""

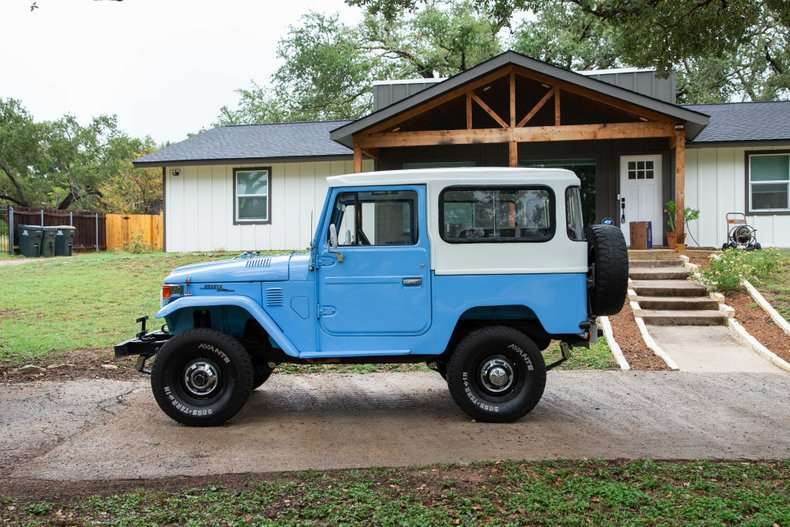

left=2, top=371, right=789, bottom=483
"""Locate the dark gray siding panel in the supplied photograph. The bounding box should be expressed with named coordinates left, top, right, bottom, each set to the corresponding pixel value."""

left=581, top=71, right=676, bottom=103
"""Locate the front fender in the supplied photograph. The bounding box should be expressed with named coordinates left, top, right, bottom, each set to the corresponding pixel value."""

left=157, top=295, right=300, bottom=358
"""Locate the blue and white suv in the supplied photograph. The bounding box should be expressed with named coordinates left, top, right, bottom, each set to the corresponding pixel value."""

left=116, top=168, right=628, bottom=426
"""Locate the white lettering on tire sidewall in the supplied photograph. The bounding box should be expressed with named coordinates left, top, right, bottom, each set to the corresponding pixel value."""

left=162, top=341, right=230, bottom=417
left=462, top=341, right=533, bottom=413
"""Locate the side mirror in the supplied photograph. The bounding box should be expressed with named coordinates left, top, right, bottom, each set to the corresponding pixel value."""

left=329, top=223, right=338, bottom=249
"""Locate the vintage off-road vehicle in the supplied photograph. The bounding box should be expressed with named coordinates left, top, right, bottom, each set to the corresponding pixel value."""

left=116, top=168, right=628, bottom=426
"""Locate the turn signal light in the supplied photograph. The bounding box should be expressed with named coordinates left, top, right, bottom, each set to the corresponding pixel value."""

left=161, top=284, right=183, bottom=300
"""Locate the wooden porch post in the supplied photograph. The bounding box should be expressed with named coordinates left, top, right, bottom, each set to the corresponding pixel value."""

left=674, top=126, right=685, bottom=250
left=353, top=143, right=362, bottom=173
left=509, top=72, right=518, bottom=167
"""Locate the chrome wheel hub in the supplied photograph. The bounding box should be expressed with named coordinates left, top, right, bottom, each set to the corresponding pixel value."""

left=183, top=360, right=220, bottom=397
left=479, top=357, right=515, bottom=393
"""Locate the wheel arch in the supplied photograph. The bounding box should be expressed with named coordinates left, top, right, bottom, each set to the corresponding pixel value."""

left=441, top=304, right=552, bottom=357
left=157, top=295, right=300, bottom=358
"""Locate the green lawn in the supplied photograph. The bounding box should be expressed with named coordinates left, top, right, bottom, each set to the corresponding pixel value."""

left=3, top=460, right=787, bottom=526
left=751, top=248, right=790, bottom=321
left=0, top=251, right=616, bottom=369
left=0, top=251, right=237, bottom=363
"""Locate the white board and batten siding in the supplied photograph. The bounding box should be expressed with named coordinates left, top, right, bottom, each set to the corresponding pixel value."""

left=685, top=145, right=790, bottom=248
left=165, top=160, right=373, bottom=252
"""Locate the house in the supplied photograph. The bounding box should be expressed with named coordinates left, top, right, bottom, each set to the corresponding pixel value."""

left=134, top=51, right=790, bottom=251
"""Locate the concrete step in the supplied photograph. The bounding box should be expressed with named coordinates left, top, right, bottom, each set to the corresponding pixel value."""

left=631, top=280, right=708, bottom=297
left=633, top=295, right=720, bottom=311
left=637, top=309, right=729, bottom=326
left=629, top=267, right=690, bottom=280
left=627, top=259, right=683, bottom=268
left=628, top=249, right=679, bottom=261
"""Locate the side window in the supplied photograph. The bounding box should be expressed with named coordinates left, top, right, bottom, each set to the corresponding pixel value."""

left=330, top=190, right=418, bottom=246
left=234, top=168, right=270, bottom=223
left=440, top=187, right=555, bottom=243
left=565, top=186, right=585, bottom=241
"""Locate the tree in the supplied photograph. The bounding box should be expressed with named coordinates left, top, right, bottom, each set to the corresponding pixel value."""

left=100, top=137, right=163, bottom=214
left=0, top=98, right=156, bottom=211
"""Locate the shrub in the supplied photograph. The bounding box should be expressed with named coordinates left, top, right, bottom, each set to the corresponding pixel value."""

left=123, top=233, right=151, bottom=254
left=699, top=248, right=780, bottom=291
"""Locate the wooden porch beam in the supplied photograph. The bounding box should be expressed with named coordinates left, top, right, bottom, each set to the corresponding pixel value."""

left=517, top=88, right=553, bottom=127
left=554, top=87, right=561, bottom=126
left=512, top=65, right=673, bottom=123
left=471, top=93, right=508, bottom=128
left=363, top=67, right=513, bottom=136
left=509, top=72, right=516, bottom=127
left=356, top=121, right=675, bottom=149
left=466, top=94, right=472, bottom=129
left=353, top=144, right=362, bottom=173
left=674, top=127, right=686, bottom=250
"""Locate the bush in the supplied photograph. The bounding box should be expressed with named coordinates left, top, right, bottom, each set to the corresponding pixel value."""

left=699, top=248, right=781, bottom=291
left=123, top=233, right=151, bottom=254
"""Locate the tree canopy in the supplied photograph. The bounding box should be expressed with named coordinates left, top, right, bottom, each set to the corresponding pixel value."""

left=0, top=98, right=161, bottom=212
left=218, top=0, right=789, bottom=125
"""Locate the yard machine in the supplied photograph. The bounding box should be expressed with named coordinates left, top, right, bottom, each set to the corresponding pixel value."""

left=722, top=212, right=761, bottom=250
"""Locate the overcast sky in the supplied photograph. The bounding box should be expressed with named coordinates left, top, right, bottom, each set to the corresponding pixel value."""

left=0, top=0, right=360, bottom=144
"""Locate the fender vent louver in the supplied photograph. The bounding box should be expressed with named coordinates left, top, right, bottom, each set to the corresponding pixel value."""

left=266, top=288, right=284, bottom=307
left=246, top=257, right=271, bottom=269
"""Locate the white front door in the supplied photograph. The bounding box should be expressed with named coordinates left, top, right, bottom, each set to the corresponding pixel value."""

left=619, top=155, right=663, bottom=246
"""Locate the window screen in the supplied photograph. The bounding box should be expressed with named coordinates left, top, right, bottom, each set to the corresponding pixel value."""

left=439, top=187, right=555, bottom=243
left=330, top=190, right=417, bottom=246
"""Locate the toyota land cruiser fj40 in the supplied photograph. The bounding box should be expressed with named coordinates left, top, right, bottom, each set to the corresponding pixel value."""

left=116, top=168, right=628, bottom=426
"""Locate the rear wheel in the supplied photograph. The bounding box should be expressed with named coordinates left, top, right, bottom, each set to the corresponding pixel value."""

left=446, top=326, right=546, bottom=422
left=151, top=328, right=254, bottom=427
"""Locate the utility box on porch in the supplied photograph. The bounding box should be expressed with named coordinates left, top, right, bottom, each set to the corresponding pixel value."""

left=629, top=221, right=653, bottom=250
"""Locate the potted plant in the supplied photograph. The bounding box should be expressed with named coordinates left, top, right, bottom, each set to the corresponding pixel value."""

left=664, top=200, right=700, bottom=248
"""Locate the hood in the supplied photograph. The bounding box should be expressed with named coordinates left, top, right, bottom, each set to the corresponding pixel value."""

left=164, top=253, right=303, bottom=284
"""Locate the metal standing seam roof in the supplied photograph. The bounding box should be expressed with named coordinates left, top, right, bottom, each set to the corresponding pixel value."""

left=330, top=50, right=710, bottom=146
left=133, top=120, right=352, bottom=167
left=682, top=101, right=790, bottom=144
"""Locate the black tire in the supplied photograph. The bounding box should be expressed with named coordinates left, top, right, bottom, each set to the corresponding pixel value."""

left=446, top=326, right=546, bottom=423
left=151, top=328, right=254, bottom=427
left=587, top=224, right=628, bottom=316
left=252, top=360, right=273, bottom=389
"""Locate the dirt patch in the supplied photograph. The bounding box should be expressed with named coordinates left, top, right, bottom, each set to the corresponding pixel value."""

left=609, top=303, right=669, bottom=370
left=0, top=349, right=141, bottom=384
left=725, top=290, right=790, bottom=363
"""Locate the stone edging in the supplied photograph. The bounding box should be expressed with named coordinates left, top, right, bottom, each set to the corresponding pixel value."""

left=627, top=288, right=678, bottom=371
left=597, top=316, right=630, bottom=370
left=742, top=279, right=790, bottom=336
left=727, top=316, right=790, bottom=373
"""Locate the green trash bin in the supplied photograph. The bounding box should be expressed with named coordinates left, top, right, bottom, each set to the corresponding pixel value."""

left=17, top=225, right=43, bottom=257
left=40, top=226, right=56, bottom=257
left=52, top=225, right=76, bottom=256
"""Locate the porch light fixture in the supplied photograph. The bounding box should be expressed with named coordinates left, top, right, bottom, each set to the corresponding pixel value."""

left=169, top=168, right=181, bottom=177
left=482, top=85, right=492, bottom=92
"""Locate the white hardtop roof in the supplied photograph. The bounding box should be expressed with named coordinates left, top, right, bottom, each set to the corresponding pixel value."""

left=327, top=167, right=580, bottom=188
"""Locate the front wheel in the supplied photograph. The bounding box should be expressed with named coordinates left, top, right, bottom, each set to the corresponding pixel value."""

left=446, top=326, right=546, bottom=422
left=151, top=328, right=254, bottom=426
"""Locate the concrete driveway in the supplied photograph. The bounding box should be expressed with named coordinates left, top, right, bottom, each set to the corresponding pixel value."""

left=2, top=371, right=789, bottom=482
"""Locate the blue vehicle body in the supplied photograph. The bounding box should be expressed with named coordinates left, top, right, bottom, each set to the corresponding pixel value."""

left=156, top=183, right=590, bottom=361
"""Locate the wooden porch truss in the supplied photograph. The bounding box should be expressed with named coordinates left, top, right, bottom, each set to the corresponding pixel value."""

left=351, top=65, right=687, bottom=246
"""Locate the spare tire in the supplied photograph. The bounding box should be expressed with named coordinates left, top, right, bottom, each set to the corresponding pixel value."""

left=586, top=224, right=628, bottom=316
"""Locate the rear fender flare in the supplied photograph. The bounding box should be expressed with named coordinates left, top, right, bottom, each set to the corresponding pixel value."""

left=156, top=295, right=300, bottom=358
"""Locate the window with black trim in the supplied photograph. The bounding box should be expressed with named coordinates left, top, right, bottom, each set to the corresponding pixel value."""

left=329, top=190, right=417, bottom=246
left=748, top=153, right=789, bottom=212
left=565, top=186, right=585, bottom=241
left=440, top=186, right=555, bottom=243
left=234, top=168, right=270, bottom=223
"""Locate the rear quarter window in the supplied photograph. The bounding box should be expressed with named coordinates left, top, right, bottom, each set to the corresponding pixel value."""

left=439, top=186, right=555, bottom=243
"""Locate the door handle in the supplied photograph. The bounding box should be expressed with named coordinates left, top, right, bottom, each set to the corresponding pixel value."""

left=402, top=277, right=422, bottom=287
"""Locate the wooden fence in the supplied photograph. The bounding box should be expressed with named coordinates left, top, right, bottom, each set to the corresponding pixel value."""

left=6, top=206, right=105, bottom=251
left=105, top=213, right=163, bottom=251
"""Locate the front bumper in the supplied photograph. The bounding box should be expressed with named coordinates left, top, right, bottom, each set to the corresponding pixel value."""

left=114, top=330, right=172, bottom=360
